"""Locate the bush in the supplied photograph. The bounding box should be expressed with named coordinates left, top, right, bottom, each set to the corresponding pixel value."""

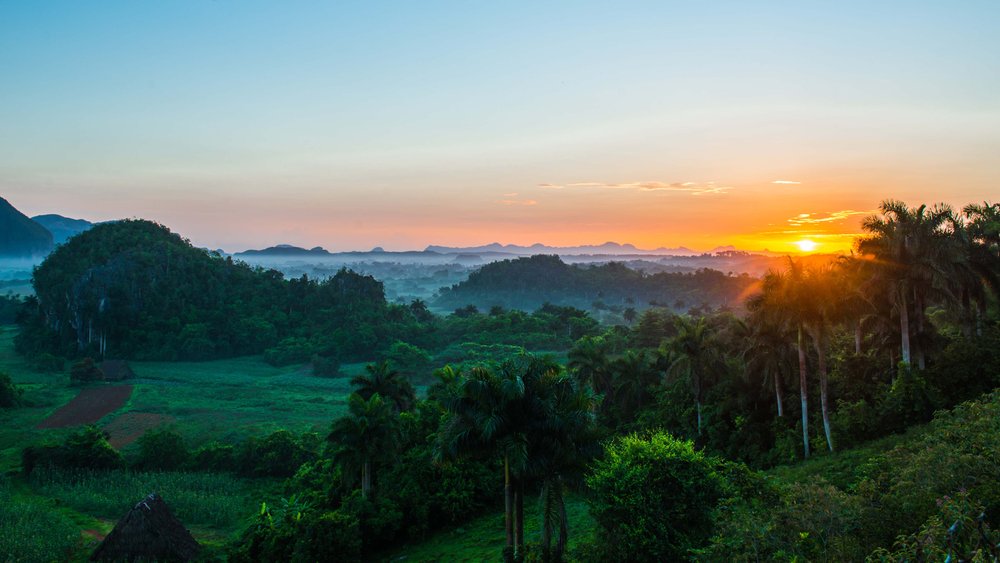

left=264, top=338, right=315, bottom=367
left=69, top=357, right=103, bottom=384
left=22, top=425, right=124, bottom=474
left=311, top=354, right=341, bottom=378
left=191, top=441, right=237, bottom=472
left=0, top=372, right=22, bottom=408
left=586, top=431, right=725, bottom=560
left=135, top=427, right=190, bottom=471
left=29, top=352, right=65, bottom=373
left=237, top=430, right=319, bottom=478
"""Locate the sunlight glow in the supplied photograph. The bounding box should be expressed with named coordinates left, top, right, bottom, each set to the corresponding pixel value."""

left=796, top=239, right=819, bottom=252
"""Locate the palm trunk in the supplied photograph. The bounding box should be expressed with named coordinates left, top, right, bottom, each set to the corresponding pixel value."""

left=774, top=369, right=785, bottom=417
left=899, top=289, right=912, bottom=365
left=696, top=399, right=702, bottom=435
left=556, top=480, right=568, bottom=562
left=854, top=321, right=863, bottom=355
left=362, top=459, right=371, bottom=499
left=514, top=480, right=525, bottom=558
left=798, top=324, right=810, bottom=459
left=812, top=326, right=834, bottom=452
left=504, top=454, right=513, bottom=558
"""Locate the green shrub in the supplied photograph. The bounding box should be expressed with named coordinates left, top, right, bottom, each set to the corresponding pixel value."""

left=237, top=430, right=319, bottom=478
left=135, top=427, right=190, bottom=471
left=69, top=357, right=103, bottom=384
left=29, top=352, right=65, bottom=373
left=311, top=354, right=341, bottom=378
left=264, top=338, right=315, bottom=367
left=0, top=372, right=22, bottom=408
left=586, top=431, right=725, bottom=560
left=191, top=441, right=237, bottom=472
left=22, top=425, right=124, bottom=474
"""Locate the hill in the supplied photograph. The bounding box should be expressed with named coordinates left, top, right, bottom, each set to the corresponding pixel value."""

left=433, top=254, right=758, bottom=312
left=31, top=214, right=93, bottom=245
left=0, top=197, right=52, bottom=257
left=236, top=244, right=331, bottom=257
left=20, top=219, right=393, bottom=361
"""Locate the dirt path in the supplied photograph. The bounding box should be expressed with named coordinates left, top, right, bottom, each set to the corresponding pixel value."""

left=102, top=412, right=175, bottom=448
left=36, top=385, right=134, bottom=429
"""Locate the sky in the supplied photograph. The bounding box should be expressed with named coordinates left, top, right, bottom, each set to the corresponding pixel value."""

left=2, top=1, right=999, bottom=253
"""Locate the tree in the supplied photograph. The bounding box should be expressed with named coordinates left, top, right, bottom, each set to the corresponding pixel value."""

left=437, top=356, right=597, bottom=562
left=665, top=316, right=718, bottom=435
left=741, top=310, right=794, bottom=418
left=329, top=393, right=398, bottom=499
left=859, top=200, right=955, bottom=368
left=350, top=361, right=415, bottom=413
left=586, top=431, right=725, bottom=561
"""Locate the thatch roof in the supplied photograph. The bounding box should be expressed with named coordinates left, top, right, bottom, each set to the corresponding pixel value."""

left=99, top=360, right=135, bottom=382
left=90, top=493, right=200, bottom=562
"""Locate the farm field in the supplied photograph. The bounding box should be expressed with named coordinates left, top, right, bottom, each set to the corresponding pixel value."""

left=0, top=325, right=370, bottom=472
left=0, top=324, right=368, bottom=559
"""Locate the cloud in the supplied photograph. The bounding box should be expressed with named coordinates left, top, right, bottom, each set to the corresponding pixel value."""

left=772, top=180, right=801, bottom=185
left=787, top=209, right=872, bottom=226
left=503, top=192, right=519, bottom=197
left=499, top=198, right=538, bottom=206
left=538, top=181, right=731, bottom=196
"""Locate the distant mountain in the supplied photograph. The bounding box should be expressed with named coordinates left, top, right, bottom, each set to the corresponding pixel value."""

left=236, top=244, right=332, bottom=256
left=424, top=241, right=699, bottom=256
left=31, top=214, right=93, bottom=245
left=0, top=197, right=53, bottom=257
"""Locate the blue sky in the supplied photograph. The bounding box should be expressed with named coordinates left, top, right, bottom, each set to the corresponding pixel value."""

left=2, top=1, right=998, bottom=251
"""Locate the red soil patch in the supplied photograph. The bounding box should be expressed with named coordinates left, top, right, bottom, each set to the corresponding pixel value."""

left=102, top=412, right=176, bottom=448
left=36, top=385, right=134, bottom=429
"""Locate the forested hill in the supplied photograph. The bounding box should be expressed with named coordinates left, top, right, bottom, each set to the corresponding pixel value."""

left=433, top=254, right=758, bottom=312
left=0, top=197, right=52, bottom=257
left=18, top=219, right=395, bottom=361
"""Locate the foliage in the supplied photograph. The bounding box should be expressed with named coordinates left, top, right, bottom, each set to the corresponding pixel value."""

left=134, top=427, right=190, bottom=471
left=69, top=356, right=103, bottom=383
left=236, top=430, right=319, bottom=478
left=585, top=431, right=725, bottom=561
left=0, top=371, right=22, bottom=408
left=22, top=425, right=124, bottom=475
left=435, top=255, right=756, bottom=315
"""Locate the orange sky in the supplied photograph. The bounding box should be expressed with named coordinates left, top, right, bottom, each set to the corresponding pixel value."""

left=3, top=3, right=999, bottom=253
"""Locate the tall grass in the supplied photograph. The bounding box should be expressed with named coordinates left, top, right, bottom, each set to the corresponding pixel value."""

left=30, top=467, right=257, bottom=529
left=0, top=476, right=80, bottom=562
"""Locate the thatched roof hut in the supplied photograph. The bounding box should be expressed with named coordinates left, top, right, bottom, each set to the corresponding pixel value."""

left=99, top=360, right=135, bottom=382
left=90, top=493, right=200, bottom=562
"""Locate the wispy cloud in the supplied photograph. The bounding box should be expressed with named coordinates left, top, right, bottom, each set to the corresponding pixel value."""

left=787, top=209, right=872, bottom=226
left=503, top=192, right=519, bottom=197
left=772, top=180, right=801, bottom=185
left=538, top=181, right=731, bottom=196
left=499, top=198, right=538, bottom=206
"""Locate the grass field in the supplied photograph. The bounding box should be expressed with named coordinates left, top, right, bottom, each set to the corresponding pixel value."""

left=0, top=324, right=362, bottom=560
left=386, top=493, right=597, bottom=562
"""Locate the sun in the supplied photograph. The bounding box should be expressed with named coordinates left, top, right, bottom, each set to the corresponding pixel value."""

left=796, top=239, right=819, bottom=252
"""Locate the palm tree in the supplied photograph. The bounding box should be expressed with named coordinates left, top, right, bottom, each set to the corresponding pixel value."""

left=858, top=200, right=955, bottom=368
left=567, top=335, right=611, bottom=404
left=436, top=365, right=524, bottom=561
left=741, top=308, right=795, bottom=417
left=609, top=350, right=657, bottom=425
left=351, top=360, right=415, bottom=412
left=437, top=356, right=597, bottom=562
left=951, top=204, right=1000, bottom=336
left=328, top=393, right=397, bottom=499
left=665, top=315, right=718, bottom=435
